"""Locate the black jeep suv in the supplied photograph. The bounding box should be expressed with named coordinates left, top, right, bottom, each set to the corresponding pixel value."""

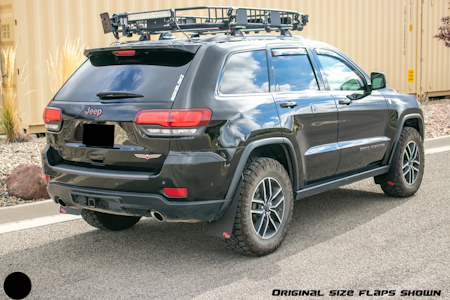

left=42, top=7, right=424, bottom=256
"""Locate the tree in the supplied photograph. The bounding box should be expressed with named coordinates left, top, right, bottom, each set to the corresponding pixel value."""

left=434, top=3, right=450, bottom=47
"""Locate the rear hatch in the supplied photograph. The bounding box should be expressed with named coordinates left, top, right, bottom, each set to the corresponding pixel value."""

left=46, top=46, right=198, bottom=173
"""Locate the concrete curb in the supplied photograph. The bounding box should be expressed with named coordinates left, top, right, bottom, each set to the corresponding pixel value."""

left=1, top=135, right=449, bottom=226
left=0, top=200, right=60, bottom=225
left=424, top=135, right=450, bottom=150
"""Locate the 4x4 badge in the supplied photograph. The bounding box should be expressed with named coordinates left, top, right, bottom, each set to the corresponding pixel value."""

left=135, top=154, right=162, bottom=160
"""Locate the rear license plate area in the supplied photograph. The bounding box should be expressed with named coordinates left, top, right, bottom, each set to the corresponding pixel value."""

left=83, top=124, right=114, bottom=147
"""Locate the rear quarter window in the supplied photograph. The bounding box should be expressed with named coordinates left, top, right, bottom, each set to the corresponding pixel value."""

left=219, top=50, right=269, bottom=95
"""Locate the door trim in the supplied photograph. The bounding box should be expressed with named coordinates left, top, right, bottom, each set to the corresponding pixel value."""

left=305, top=136, right=390, bottom=156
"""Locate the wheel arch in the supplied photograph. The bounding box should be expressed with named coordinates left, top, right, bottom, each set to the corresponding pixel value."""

left=388, top=113, right=424, bottom=165
left=224, top=138, right=300, bottom=200
left=375, top=113, right=424, bottom=186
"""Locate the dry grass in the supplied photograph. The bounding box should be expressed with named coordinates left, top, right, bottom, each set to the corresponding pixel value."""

left=0, top=47, right=31, bottom=143
left=47, top=37, right=86, bottom=95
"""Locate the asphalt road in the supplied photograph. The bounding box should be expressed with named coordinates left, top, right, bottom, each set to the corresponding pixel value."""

left=1, top=151, right=449, bottom=300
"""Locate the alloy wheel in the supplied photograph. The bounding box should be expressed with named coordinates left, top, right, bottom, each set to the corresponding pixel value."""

left=251, top=177, right=285, bottom=239
left=403, top=141, right=420, bottom=185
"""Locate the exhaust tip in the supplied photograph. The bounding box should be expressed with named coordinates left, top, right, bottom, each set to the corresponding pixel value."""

left=58, top=199, right=67, bottom=207
left=151, top=211, right=165, bottom=222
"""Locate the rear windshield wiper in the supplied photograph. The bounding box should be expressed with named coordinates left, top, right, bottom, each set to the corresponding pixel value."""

left=96, top=91, right=144, bottom=99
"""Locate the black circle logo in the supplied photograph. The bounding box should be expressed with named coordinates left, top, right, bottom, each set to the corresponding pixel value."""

left=3, top=272, right=32, bottom=299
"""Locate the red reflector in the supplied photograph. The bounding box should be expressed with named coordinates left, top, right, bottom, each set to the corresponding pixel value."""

left=43, top=107, right=62, bottom=123
left=133, top=109, right=211, bottom=127
left=388, top=181, right=394, bottom=186
left=112, top=50, right=136, bottom=56
left=44, top=174, right=50, bottom=182
left=163, top=188, right=187, bottom=198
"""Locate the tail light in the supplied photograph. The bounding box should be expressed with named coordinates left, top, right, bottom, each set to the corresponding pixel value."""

left=43, top=107, right=63, bottom=131
left=133, top=109, right=211, bottom=137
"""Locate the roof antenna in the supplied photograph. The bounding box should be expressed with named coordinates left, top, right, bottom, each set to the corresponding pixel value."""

left=175, top=17, right=192, bottom=42
left=176, top=23, right=191, bottom=42
left=174, top=14, right=191, bottom=42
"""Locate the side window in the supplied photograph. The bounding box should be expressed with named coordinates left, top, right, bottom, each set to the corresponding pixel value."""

left=271, top=48, right=319, bottom=92
left=219, top=50, right=269, bottom=95
left=316, top=49, right=365, bottom=91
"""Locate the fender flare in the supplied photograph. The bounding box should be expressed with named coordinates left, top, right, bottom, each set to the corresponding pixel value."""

left=375, top=113, right=424, bottom=184
left=388, top=113, right=424, bottom=165
left=224, top=137, right=299, bottom=200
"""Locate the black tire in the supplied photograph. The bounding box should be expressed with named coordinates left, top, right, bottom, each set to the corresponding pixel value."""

left=225, top=157, right=294, bottom=256
left=381, top=127, right=424, bottom=197
left=81, top=209, right=141, bottom=231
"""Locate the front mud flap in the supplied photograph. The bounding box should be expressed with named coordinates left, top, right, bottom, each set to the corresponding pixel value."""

left=59, top=206, right=82, bottom=215
left=205, top=180, right=243, bottom=239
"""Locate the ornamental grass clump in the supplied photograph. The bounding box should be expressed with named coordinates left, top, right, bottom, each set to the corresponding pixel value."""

left=47, top=37, right=86, bottom=95
left=0, top=47, right=31, bottom=143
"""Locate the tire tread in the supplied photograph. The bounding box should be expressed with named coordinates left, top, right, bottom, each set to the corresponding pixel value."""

left=81, top=209, right=140, bottom=231
left=224, top=157, right=294, bottom=256
left=381, top=127, right=424, bottom=197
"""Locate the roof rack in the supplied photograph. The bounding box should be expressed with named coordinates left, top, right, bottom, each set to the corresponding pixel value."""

left=100, top=6, right=309, bottom=40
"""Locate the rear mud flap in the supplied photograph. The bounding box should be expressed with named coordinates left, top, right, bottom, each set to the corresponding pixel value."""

left=205, top=180, right=243, bottom=239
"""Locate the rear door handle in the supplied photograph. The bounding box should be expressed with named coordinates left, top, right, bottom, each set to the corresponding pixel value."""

left=280, top=101, right=298, bottom=108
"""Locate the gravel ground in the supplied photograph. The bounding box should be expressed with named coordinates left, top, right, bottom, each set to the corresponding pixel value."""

left=0, top=99, right=448, bottom=207
left=0, top=137, right=46, bottom=206
left=422, top=99, right=450, bottom=138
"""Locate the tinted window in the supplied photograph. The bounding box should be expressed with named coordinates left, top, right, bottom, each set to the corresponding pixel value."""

left=219, top=50, right=269, bottom=94
left=316, top=50, right=365, bottom=91
left=54, top=50, right=193, bottom=102
left=271, top=48, right=319, bottom=92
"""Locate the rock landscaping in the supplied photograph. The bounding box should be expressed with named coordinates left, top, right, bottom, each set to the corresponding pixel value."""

left=1, top=137, right=47, bottom=206
left=422, top=99, right=450, bottom=138
left=6, top=164, right=49, bottom=200
left=0, top=99, right=449, bottom=206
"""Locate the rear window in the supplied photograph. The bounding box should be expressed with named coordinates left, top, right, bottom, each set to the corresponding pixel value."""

left=54, top=49, right=194, bottom=102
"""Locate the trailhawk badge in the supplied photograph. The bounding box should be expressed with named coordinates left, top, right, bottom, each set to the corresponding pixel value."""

left=135, top=154, right=162, bottom=160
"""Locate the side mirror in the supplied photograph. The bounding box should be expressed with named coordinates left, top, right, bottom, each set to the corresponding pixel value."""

left=371, top=72, right=387, bottom=90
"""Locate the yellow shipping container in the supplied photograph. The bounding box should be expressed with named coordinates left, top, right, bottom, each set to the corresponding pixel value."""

left=0, top=0, right=449, bottom=133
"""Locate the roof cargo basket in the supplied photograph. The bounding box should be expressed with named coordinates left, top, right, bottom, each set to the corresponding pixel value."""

left=100, top=6, right=309, bottom=39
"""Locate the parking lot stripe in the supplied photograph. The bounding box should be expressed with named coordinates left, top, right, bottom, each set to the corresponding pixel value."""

left=0, top=214, right=81, bottom=234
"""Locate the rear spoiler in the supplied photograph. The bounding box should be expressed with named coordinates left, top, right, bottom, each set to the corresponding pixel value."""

left=84, top=44, right=202, bottom=57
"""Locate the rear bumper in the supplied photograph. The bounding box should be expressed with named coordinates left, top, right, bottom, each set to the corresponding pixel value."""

left=47, top=183, right=226, bottom=222
left=42, top=146, right=234, bottom=202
